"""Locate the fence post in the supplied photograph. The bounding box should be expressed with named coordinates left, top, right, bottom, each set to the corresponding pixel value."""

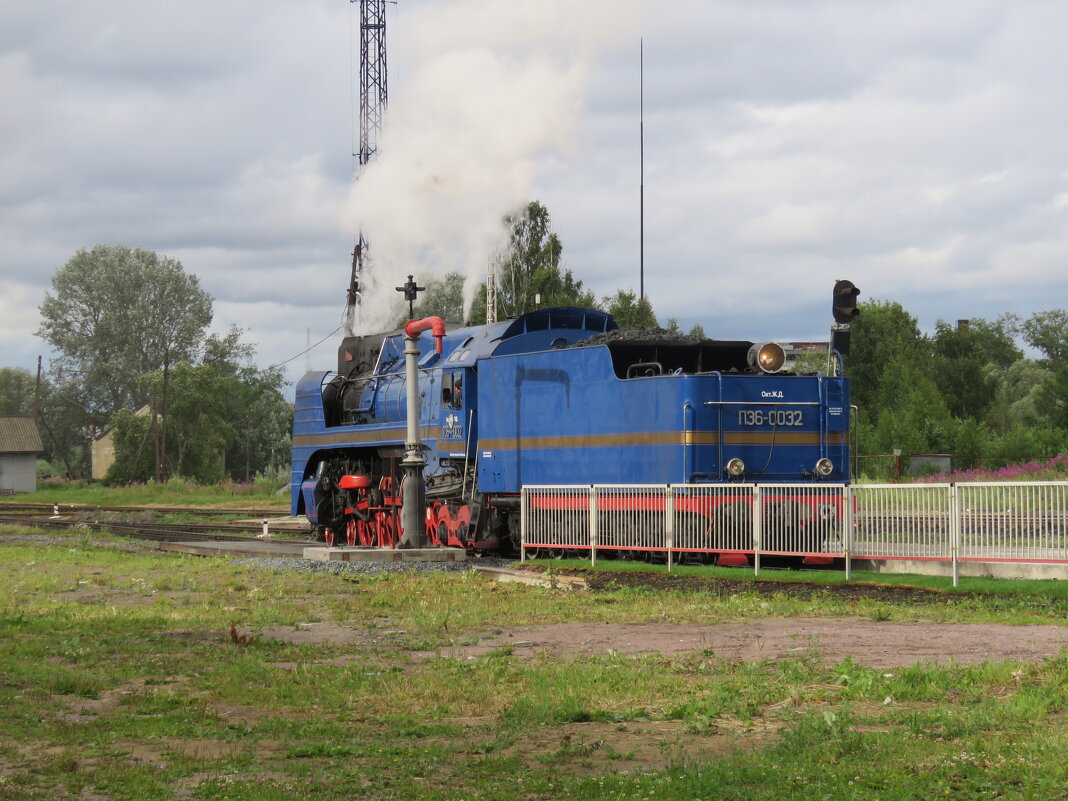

left=589, top=486, right=598, bottom=567
left=520, top=487, right=527, bottom=563
left=665, top=486, right=674, bottom=572
left=753, top=485, right=762, bottom=578
left=950, top=483, right=960, bottom=588
left=843, top=485, right=853, bottom=582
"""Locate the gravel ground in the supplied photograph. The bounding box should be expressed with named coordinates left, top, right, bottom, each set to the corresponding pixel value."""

left=234, top=554, right=516, bottom=576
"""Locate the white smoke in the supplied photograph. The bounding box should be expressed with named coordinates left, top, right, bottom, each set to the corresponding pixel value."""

left=341, top=0, right=644, bottom=333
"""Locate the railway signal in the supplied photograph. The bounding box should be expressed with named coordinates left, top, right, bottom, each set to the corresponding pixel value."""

left=831, top=280, right=860, bottom=358
left=833, top=280, right=860, bottom=324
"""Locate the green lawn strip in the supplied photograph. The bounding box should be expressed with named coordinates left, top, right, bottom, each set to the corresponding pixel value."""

left=535, top=556, right=1068, bottom=598
left=3, top=536, right=1068, bottom=799
left=1, top=478, right=288, bottom=510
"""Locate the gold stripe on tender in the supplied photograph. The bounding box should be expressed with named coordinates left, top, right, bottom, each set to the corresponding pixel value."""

left=479, top=430, right=847, bottom=450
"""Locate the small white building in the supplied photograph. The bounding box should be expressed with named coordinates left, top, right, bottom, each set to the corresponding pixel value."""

left=0, top=417, right=44, bottom=494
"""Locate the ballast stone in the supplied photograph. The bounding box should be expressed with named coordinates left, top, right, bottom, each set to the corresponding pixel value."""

left=302, top=546, right=467, bottom=563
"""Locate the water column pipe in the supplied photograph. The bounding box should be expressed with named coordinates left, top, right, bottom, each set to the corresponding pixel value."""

left=398, top=316, right=445, bottom=547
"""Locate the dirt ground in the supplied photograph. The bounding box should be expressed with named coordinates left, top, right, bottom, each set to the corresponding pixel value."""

left=258, top=613, right=1068, bottom=671
left=418, top=619, right=1068, bottom=668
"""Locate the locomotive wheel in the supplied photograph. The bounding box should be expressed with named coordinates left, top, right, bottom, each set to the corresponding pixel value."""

left=436, top=522, right=450, bottom=547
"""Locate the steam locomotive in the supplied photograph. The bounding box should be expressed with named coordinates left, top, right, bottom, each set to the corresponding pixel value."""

left=291, top=303, right=852, bottom=562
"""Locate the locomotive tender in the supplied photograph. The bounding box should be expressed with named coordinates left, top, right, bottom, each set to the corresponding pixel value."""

left=291, top=305, right=852, bottom=561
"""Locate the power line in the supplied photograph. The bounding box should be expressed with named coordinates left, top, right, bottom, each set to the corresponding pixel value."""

left=269, top=326, right=342, bottom=369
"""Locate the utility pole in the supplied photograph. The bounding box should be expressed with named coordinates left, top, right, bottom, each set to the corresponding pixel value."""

left=344, top=0, right=389, bottom=330
left=639, top=38, right=644, bottom=302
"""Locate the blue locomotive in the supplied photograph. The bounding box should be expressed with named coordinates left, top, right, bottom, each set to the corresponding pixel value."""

left=291, top=304, right=852, bottom=558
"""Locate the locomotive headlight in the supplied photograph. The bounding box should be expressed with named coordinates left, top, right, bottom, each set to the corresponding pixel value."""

left=725, top=458, right=746, bottom=477
left=748, top=342, right=787, bottom=374
left=814, top=458, right=834, bottom=476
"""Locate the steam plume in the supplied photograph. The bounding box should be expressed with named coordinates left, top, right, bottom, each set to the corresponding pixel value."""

left=341, top=0, right=643, bottom=333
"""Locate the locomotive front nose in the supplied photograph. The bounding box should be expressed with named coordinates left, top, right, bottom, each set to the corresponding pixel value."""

left=748, top=342, right=787, bottom=374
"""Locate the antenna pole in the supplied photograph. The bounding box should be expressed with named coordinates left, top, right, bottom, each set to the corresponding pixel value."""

left=639, top=38, right=645, bottom=302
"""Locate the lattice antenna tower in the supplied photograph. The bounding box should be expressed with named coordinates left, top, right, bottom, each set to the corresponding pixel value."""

left=345, top=0, right=389, bottom=324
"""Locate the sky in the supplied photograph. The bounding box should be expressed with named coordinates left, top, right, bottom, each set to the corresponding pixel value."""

left=3, top=0, right=1068, bottom=392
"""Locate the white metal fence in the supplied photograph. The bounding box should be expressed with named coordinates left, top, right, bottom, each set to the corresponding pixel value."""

left=521, top=481, right=1068, bottom=584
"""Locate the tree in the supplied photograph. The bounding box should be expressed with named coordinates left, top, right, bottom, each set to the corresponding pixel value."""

left=413, top=202, right=595, bottom=325
left=38, top=245, right=213, bottom=420
left=1035, top=364, right=1068, bottom=431
left=870, top=358, right=954, bottom=455
left=495, top=201, right=595, bottom=318
left=413, top=273, right=467, bottom=323
left=106, top=328, right=291, bottom=484
left=1018, top=310, right=1068, bottom=364
left=986, top=359, right=1051, bottom=432
left=847, top=300, right=926, bottom=417
left=929, top=318, right=1021, bottom=421
left=38, top=245, right=213, bottom=479
left=0, top=367, right=36, bottom=417
left=602, top=289, right=658, bottom=329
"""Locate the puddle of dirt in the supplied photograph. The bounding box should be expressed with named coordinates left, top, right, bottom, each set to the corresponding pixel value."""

left=413, top=619, right=1068, bottom=668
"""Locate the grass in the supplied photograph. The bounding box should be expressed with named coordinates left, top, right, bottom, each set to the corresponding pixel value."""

left=534, top=556, right=1068, bottom=599
left=2, top=477, right=290, bottom=510
left=2, top=523, right=1067, bottom=799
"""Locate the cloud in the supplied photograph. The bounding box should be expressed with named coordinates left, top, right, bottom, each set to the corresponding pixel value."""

left=4, top=0, right=1068, bottom=388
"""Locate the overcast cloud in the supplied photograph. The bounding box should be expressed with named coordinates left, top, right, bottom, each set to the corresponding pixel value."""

left=3, top=0, right=1067, bottom=390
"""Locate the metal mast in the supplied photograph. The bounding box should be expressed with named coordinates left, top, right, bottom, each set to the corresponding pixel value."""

left=345, top=0, right=389, bottom=323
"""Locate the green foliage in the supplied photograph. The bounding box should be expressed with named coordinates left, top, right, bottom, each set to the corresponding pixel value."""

left=602, top=289, right=658, bottom=328
left=34, top=245, right=214, bottom=476
left=987, top=359, right=1050, bottom=432
left=870, top=358, right=954, bottom=454
left=848, top=300, right=1068, bottom=471
left=413, top=202, right=595, bottom=324
left=930, top=317, right=1020, bottom=420
left=413, top=271, right=467, bottom=323
left=37, top=244, right=213, bottom=420
left=1035, top=363, right=1068, bottom=430
left=0, top=366, right=37, bottom=417
left=848, top=299, right=925, bottom=417
left=1018, top=309, right=1068, bottom=364
left=105, top=408, right=154, bottom=484
left=982, top=424, right=1068, bottom=469
left=106, top=327, right=291, bottom=485
left=496, top=200, right=596, bottom=318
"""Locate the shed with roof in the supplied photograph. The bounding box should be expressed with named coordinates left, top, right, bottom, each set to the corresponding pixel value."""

left=0, top=417, right=44, bottom=493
